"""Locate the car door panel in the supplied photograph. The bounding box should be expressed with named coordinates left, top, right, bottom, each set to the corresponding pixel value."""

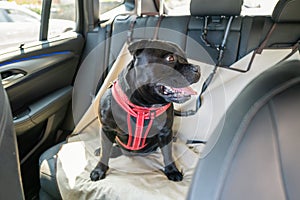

left=13, top=86, right=72, bottom=134
left=2, top=49, right=76, bottom=114
left=0, top=33, right=84, bottom=162
left=0, top=32, right=85, bottom=198
left=1, top=34, right=83, bottom=111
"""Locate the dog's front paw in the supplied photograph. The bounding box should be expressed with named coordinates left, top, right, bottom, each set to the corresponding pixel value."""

left=164, top=162, right=183, bottom=182
left=90, top=164, right=108, bottom=181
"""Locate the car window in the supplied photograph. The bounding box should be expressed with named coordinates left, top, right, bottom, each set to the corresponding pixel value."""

left=99, top=0, right=127, bottom=21
left=4, top=8, right=39, bottom=22
left=48, top=0, right=76, bottom=39
left=0, top=0, right=77, bottom=53
left=0, top=9, right=7, bottom=22
left=100, top=0, right=124, bottom=14
left=241, top=0, right=279, bottom=16
left=165, top=0, right=190, bottom=16
left=0, top=2, right=42, bottom=52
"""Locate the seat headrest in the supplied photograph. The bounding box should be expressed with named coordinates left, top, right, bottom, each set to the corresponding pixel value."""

left=190, top=0, right=242, bottom=16
left=272, top=0, right=300, bottom=22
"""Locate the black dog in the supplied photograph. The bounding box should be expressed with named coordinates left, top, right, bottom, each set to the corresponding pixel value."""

left=90, top=40, right=200, bottom=182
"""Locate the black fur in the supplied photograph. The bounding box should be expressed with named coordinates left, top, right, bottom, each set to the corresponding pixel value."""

left=90, top=40, right=200, bottom=182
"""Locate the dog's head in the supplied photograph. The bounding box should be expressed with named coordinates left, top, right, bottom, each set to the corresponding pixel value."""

left=123, top=39, right=200, bottom=104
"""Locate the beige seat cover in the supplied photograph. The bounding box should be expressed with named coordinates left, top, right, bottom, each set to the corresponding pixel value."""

left=56, top=42, right=299, bottom=199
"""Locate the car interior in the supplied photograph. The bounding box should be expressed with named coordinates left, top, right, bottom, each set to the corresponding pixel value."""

left=0, top=0, right=299, bottom=199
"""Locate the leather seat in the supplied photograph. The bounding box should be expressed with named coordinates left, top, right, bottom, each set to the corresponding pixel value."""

left=38, top=0, right=299, bottom=198
left=188, top=59, right=300, bottom=199
left=39, top=142, right=64, bottom=199
left=0, top=77, right=25, bottom=199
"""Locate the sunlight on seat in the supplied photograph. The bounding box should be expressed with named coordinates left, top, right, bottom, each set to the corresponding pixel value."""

left=57, top=142, right=88, bottom=188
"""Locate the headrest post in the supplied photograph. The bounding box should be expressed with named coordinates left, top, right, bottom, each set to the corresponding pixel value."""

left=136, top=0, right=142, bottom=16
left=159, top=0, right=164, bottom=16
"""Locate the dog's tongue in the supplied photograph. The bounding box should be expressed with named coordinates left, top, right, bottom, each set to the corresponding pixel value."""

left=174, top=86, right=197, bottom=95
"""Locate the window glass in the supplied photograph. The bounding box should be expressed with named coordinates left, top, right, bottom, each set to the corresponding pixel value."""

left=48, top=0, right=76, bottom=39
left=4, top=8, right=39, bottom=22
left=0, top=9, right=8, bottom=22
left=165, top=0, right=190, bottom=16
left=0, top=0, right=77, bottom=52
left=98, top=0, right=126, bottom=21
left=241, top=0, right=279, bottom=16
left=0, top=1, right=42, bottom=51
left=100, top=0, right=124, bottom=14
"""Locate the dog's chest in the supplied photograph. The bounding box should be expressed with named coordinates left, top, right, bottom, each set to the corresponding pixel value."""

left=111, top=104, right=168, bottom=137
left=112, top=106, right=170, bottom=151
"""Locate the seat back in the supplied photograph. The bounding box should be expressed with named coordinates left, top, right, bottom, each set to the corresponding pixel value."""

left=188, top=59, right=300, bottom=199
left=188, top=0, right=243, bottom=66
left=0, top=77, right=24, bottom=199
left=239, top=0, right=300, bottom=59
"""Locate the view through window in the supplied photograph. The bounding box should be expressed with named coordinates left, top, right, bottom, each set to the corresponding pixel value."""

left=0, top=0, right=76, bottom=52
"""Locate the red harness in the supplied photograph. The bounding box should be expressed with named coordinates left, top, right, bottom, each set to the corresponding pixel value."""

left=111, top=81, right=171, bottom=151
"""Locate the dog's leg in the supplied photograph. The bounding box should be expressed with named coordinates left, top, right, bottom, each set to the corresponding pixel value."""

left=90, top=129, right=115, bottom=181
left=157, top=130, right=183, bottom=182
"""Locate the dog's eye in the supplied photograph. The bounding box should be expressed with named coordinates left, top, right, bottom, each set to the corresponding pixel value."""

left=165, top=54, right=176, bottom=63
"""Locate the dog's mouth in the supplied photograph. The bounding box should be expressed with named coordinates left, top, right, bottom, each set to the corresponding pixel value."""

left=155, top=83, right=197, bottom=103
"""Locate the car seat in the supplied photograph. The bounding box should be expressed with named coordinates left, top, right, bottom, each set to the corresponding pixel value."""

left=0, top=77, right=25, bottom=199
left=188, top=59, right=300, bottom=199
left=38, top=0, right=299, bottom=198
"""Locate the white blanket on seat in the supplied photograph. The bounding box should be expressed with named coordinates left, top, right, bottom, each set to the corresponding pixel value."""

left=56, top=41, right=299, bottom=199
left=57, top=124, right=199, bottom=200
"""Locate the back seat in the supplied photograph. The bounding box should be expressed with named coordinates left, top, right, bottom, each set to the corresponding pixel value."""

left=39, top=0, right=300, bottom=199
left=73, top=0, right=300, bottom=124
left=239, top=14, right=300, bottom=60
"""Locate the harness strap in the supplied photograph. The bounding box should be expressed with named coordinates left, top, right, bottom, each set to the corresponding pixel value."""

left=112, top=81, right=171, bottom=150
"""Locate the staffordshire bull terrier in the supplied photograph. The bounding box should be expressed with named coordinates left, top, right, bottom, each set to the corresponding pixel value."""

left=90, top=39, right=200, bottom=182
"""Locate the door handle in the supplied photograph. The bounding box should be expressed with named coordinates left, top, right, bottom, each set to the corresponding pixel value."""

left=1, top=71, right=26, bottom=87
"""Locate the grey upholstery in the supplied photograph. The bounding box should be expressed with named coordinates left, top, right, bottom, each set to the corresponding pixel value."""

left=39, top=0, right=299, bottom=198
left=268, top=0, right=300, bottom=48
left=187, top=16, right=242, bottom=66
left=239, top=0, right=300, bottom=59
left=0, top=77, right=25, bottom=199
left=190, top=0, right=242, bottom=16
left=39, top=142, right=64, bottom=200
left=272, top=0, right=300, bottom=23
left=188, top=60, right=300, bottom=200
